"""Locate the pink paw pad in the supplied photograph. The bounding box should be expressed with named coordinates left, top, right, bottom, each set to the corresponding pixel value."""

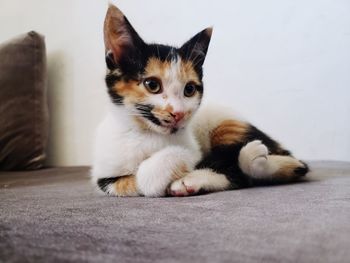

left=185, top=186, right=196, bottom=194
left=171, top=190, right=185, bottom=197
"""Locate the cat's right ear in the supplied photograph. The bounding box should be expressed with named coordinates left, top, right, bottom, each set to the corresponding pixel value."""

left=179, top=27, right=213, bottom=68
left=104, top=5, right=145, bottom=69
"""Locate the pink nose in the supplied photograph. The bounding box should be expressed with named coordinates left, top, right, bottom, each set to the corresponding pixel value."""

left=172, top=112, right=185, bottom=122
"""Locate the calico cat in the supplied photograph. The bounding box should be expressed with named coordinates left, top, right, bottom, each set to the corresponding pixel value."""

left=91, top=4, right=309, bottom=197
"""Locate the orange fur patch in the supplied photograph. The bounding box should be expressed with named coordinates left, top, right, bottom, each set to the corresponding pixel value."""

left=144, top=57, right=200, bottom=85
left=114, top=175, right=138, bottom=196
left=268, top=155, right=306, bottom=180
left=210, top=120, right=249, bottom=147
left=113, top=80, right=146, bottom=103
left=151, top=105, right=192, bottom=123
left=145, top=57, right=170, bottom=78
left=180, top=60, right=200, bottom=85
left=111, top=56, right=201, bottom=111
left=151, top=104, right=174, bottom=120
left=164, top=104, right=174, bottom=113
left=152, top=107, right=171, bottom=121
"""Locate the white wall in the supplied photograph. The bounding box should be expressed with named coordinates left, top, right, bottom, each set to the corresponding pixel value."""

left=1, top=0, right=349, bottom=165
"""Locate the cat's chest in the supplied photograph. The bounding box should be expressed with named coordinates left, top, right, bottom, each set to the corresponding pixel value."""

left=116, top=131, right=194, bottom=173
left=124, top=132, right=170, bottom=157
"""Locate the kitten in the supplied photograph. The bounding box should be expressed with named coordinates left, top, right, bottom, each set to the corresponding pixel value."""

left=91, top=5, right=309, bottom=197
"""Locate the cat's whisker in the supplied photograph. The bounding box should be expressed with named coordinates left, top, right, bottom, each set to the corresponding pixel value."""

left=186, top=35, right=200, bottom=61
left=192, top=57, right=204, bottom=69
left=111, top=99, right=123, bottom=105
left=189, top=50, right=203, bottom=68
left=126, top=113, right=144, bottom=117
left=165, top=47, right=175, bottom=62
left=156, top=45, right=160, bottom=60
left=128, top=111, right=150, bottom=117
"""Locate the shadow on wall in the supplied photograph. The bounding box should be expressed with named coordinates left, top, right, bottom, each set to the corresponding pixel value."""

left=46, top=51, right=75, bottom=166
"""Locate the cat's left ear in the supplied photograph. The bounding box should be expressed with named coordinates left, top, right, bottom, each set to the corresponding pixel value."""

left=179, top=27, right=213, bottom=67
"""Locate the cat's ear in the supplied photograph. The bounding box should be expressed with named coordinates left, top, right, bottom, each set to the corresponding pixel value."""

left=179, top=27, right=213, bottom=67
left=104, top=4, right=146, bottom=67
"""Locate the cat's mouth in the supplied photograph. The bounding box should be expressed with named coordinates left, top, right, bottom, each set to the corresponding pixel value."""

left=160, top=119, right=182, bottom=133
left=134, top=103, right=183, bottom=133
left=161, top=118, right=179, bottom=127
left=146, top=117, right=181, bottom=134
left=154, top=111, right=187, bottom=132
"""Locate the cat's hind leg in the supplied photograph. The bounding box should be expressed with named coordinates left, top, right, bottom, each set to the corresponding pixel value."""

left=239, top=140, right=309, bottom=183
left=169, top=169, right=231, bottom=197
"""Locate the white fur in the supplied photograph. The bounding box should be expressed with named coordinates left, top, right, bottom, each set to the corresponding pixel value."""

left=169, top=169, right=231, bottom=196
left=92, top=52, right=262, bottom=197
left=238, top=140, right=269, bottom=178
left=190, top=103, right=244, bottom=155
left=137, top=146, right=199, bottom=197
left=91, top=95, right=248, bottom=197
left=91, top=103, right=201, bottom=197
left=238, top=140, right=304, bottom=179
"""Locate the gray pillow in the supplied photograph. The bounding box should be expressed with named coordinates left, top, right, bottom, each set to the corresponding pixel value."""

left=0, top=31, right=49, bottom=170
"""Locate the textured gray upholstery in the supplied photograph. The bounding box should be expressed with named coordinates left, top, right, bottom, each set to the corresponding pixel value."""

left=0, top=161, right=349, bottom=262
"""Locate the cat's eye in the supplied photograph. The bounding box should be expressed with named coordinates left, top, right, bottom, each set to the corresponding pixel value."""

left=143, top=77, right=162, bottom=94
left=184, top=83, right=197, bottom=97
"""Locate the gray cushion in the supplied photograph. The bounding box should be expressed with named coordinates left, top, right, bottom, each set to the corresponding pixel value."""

left=0, top=31, right=48, bottom=170
left=0, top=161, right=349, bottom=262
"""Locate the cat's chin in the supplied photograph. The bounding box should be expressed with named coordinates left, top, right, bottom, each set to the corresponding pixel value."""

left=151, top=125, right=178, bottom=135
left=133, top=116, right=185, bottom=135
left=147, top=122, right=183, bottom=135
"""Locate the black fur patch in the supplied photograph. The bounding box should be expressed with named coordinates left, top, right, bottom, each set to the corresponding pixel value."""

left=196, top=85, right=204, bottom=96
left=147, top=44, right=178, bottom=62
left=105, top=73, right=123, bottom=105
left=104, top=10, right=211, bottom=106
left=196, top=144, right=252, bottom=189
left=105, top=45, right=191, bottom=106
left=97, top=177, right=119, bottom=192
left=245, top=125, right=291, bottom=156
left=105, top=73, right=121, bottom=88
left=294, top=162, right=309, bottom=176
left=135, top=103, right=161, bottom=126
left=178, top=28, right=211, bottom=80
left=196, top=124, right=297, bottom=188
left=106, top=52, right=117, bottom=70
left=105, top=39, right=209, bottom=106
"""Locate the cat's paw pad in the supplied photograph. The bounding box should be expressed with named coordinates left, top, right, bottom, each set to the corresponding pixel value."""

left=239, top=140, right=269, bottom=176
left=168, top=176, right=200, bottom=197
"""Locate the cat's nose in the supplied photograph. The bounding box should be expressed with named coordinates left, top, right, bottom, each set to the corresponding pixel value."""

left=171, top=112, right=185, bottom=122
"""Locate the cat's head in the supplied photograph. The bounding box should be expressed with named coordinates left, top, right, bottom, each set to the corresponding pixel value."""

left=104, top=5, right=212, bottom=134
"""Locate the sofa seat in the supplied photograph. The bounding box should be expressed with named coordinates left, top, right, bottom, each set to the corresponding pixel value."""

left=0, top=161, right=349, bottom=262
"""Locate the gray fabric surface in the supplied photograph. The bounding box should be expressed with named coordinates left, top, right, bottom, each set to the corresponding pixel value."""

left=0, top=161, right=349, bottom=263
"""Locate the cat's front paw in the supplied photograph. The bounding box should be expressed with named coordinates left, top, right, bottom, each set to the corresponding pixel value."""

left=239, top=140, right=269, bottom=177
left=137, top=146, right=199, bottom=197
left=168, top=176, right=201, bottom=197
